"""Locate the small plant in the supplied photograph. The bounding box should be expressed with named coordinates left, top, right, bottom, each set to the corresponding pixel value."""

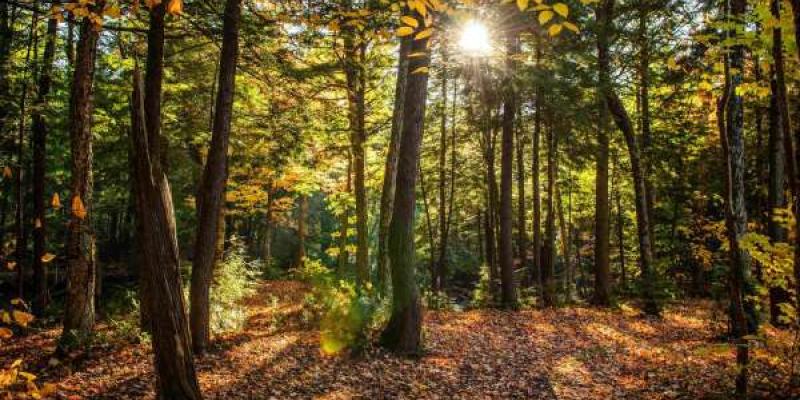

left=424, top=290, right=455, bottom=311
left=470, top=263, right=494, bottom=308
left=209, top=235, right=258, bottom=334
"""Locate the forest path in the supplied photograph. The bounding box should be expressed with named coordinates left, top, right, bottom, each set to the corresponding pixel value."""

left=1, top=280, right=793, bottom=399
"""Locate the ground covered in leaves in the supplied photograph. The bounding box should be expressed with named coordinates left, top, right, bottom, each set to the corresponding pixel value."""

left=2, top=280, right=797, bottom=399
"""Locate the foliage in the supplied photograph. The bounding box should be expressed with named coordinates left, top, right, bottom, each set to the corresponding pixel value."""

left=209, top=236, right=259, bottom=334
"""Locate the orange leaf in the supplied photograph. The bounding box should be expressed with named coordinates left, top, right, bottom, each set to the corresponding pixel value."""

left=72, top=195, right=87, bottom=219
left=166, top=0, right=182, bottom=15
left=0, top=327, right=12, bottom=340
left=52, top=193, right=61, bottom=208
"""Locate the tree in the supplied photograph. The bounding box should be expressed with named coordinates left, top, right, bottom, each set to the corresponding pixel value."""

left=61, top=3, right=104, bottom=346
left=498, top=30, right=518, bottom=308
left=190, top=0, right=243, bottom=355
left=593, top=98, right=611, bottom=306
left=380, top=12, right=430, bottom=354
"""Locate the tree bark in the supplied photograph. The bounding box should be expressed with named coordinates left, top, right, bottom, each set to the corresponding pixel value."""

left=593, top=98, right=611, bottom=306
left=132, top=3, right=203, bottom=397
left=436, top=48, right=448, bottom=293
left=61, top=6, right=102, bottom=345
left=531, top=39, right=543, bottom=291
left=377, top=37, right=410, bottom=293
left=190, top=0, right=242, bottom=355
left=31, top=1, right=59, bottom=315
left=596, top=0, right=660, bottom=316
left=498, top=32, right=518, bottom=308
left=542, top=117, right=557, bottom=307
left=379, top=16, right=429, bottom=354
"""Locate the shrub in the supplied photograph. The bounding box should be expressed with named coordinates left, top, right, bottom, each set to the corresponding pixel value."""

left=209, top=235, right=258, bottom=334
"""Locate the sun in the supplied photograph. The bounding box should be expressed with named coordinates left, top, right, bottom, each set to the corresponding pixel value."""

left=458, top=20, right=492, bottom=56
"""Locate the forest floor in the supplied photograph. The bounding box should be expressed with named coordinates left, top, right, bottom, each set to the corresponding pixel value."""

left=2, top=280, right=797, bottom=399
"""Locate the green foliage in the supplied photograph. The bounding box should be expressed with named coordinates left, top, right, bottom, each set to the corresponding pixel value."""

left=294, top=259, right=387, bottom=354
left=470, top=264, right=494, bottom=308
left=209, top=236, right=259, bottom=334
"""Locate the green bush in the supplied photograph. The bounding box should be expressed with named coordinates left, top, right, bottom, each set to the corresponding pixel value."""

left=209, top=236, right=258, bottom=334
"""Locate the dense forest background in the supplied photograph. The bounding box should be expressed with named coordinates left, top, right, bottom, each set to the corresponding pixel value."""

left=0, top=0, right=799, bottom=398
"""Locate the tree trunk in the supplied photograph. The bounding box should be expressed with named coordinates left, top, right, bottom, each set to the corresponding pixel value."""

left=498, top=32, right=518, bottom=308
left=542, top=117, right=557, bottom=307
left=133, top=3, right=203, bottom=397
left=190, top=0, right=242, bottom=355
left=296, top=194, right=307, bottom=266
left=0, top=0, right=12, bottom=137
left=637, top=5, right=656, bottom=255
left=531, top=40, right=543, bottom=291
left=596, top=0, right=660, bottom=316
left=338, top=155, right=351, bottom=272
left=377, top=37, right=410, bottom=293
left=343, top=30, right=369, bottom=287
left=61, top=6, right=102, bottom=346
left=31, top=1, right=59, bottom=315
left=436, top=48, right=448, bottom=293
left=379, top=16, right=429, bottom=354
left=594, top=99, right=611, bottom=306
left=483, top=116, right=499, bottom=300
left=516, top=109, right=527, bottom=271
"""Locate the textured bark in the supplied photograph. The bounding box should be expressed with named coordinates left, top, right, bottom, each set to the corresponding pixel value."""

left=531, top=41, right=543, bottom=291
left=593, top=100, right=611, bottom=306
left=436, top=50, right=448, bottom=292
left=498, top=32, right=518, bottom=308
left=190, top=0, right=242, bottom=355
left=133, top=4, right=203, bottom=398
left=343, top=29, right=369, bottom=287
left=31, top=3, right=59, bottom=315
left=379, top=19, right=429, bottom=354
left=61, top=8, right=102, bottom=345
left=596, top=0, right=659, bottom=316
left=377, top=37, right=410, bottom=293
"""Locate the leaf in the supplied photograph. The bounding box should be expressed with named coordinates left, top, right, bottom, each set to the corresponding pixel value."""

left=13, top=310, right=34, bottom=327
left=517, top=0, right=529, bottom=11
left=18, top=371, right=36, bottom=382
left=397, top=26, right=414, bottom=37
left=415, top=28, right=432, bottom=40
left=1, top=311, right=11, bottom=324
left=166, top=0, right=182, bottom=15
left=2, top=166, right=11, bottom=178
left=10, top=298, right=23, bottom=306
left=411, top=66, right=429, bottom=74
left=563, top=21, right=579, bottom=33
left=104, top=5, right=121, bottom=18
left=72, top=195, right=87, bottom=220
left=548, top=23, right=563, bottom=36
left=51, top=193, right=61, bottom=208
left=6, top=261, right=16, bottom=271
left=408, top=52, right=428, bottom=58
left=553, top=3, right=568, bottom=17
left=538, top=10, right=554, bottom=24
left=41, top=253, right=56, bottom=263
left=401, top=16, right=418, bottom=28
left=0, top=327, right=12, bottom=340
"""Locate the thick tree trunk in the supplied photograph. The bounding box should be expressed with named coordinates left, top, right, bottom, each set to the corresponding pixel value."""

left=379, top=17, right=429, bottom=354
left=31, top=2, right=59, bottom=315
left=190, top=0, right=242, bottom=355
left=377, top=37, right=410, bottom=293
left=594, top=99, right=611, bottom=306
left=133, top=4, right=203, bottom=397
left=498, top=32, right=518, bottom=308
left=596, top=0, right=660, bottom=316
left=61, top=7, right=102, bottom=345
left=637, top=6, right=656, bottom=254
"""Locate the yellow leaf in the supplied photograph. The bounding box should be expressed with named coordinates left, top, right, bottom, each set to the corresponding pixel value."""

left=397, top=26, right=414, bottom=37
left=1, top=312, right=11, bottom=324
left=2, top=166, right=11, bottom=178
left=415, top=28, right=432, bottom=40
left=166, top=0, right=182, bottom=15
left=10, top=298, right=23, bottom=306
left=538, top=10, right=554, bottom=24
left=12, top=310, right=34, bottom=327
left=0, top=327, right=12, bottom=340
left=72, top=195, right=87, bottom=219
left=401, top=16, right=418, bottom=28
left=563, top=21, right=579, bottom=33
left=553, top=3, right=568, bottom=17
left=51, top=193, right=61, bottom=208
left=548, top=23, right=562, bottom=36
left=104, top=5, right=121, bottom=18
left=517, top=0, right=529, bottom=11
left=41, top=253, right=56, bottom=263
left=411, top=66, right=429, bottom=74
left=19, top=371, right=36, bottom=382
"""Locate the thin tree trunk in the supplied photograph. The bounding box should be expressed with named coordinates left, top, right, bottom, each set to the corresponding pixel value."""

left=516, top=107, right=527, bottom=269
left=594, top=98, right=611, bottom=306
left=190, top=0, right=242, bottom=355
left=377, top=37, right=410, bottom=293
left=498, top=31, right=518, bottom=308
left=419, top=163, right=436, bottom=287
left=542, top=117, right=557, bottom=307
left=31, top=0, right=59, bottom=315
left=338, top=155, right=351, bottom=271
left=436, top=47, right=448, bottom=293
left=531, top=39, right=543, bottom=291
left=379, top=15, right=429, bottom=354
left=0, top=0, right=12, bottom=137
left=596, top=0, right=659, bottom=316
left=133, top=3, right=203, bottom=397
left=637, top=5, right=656, bottom=254
left=61, top=5, right=102, bottom=345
